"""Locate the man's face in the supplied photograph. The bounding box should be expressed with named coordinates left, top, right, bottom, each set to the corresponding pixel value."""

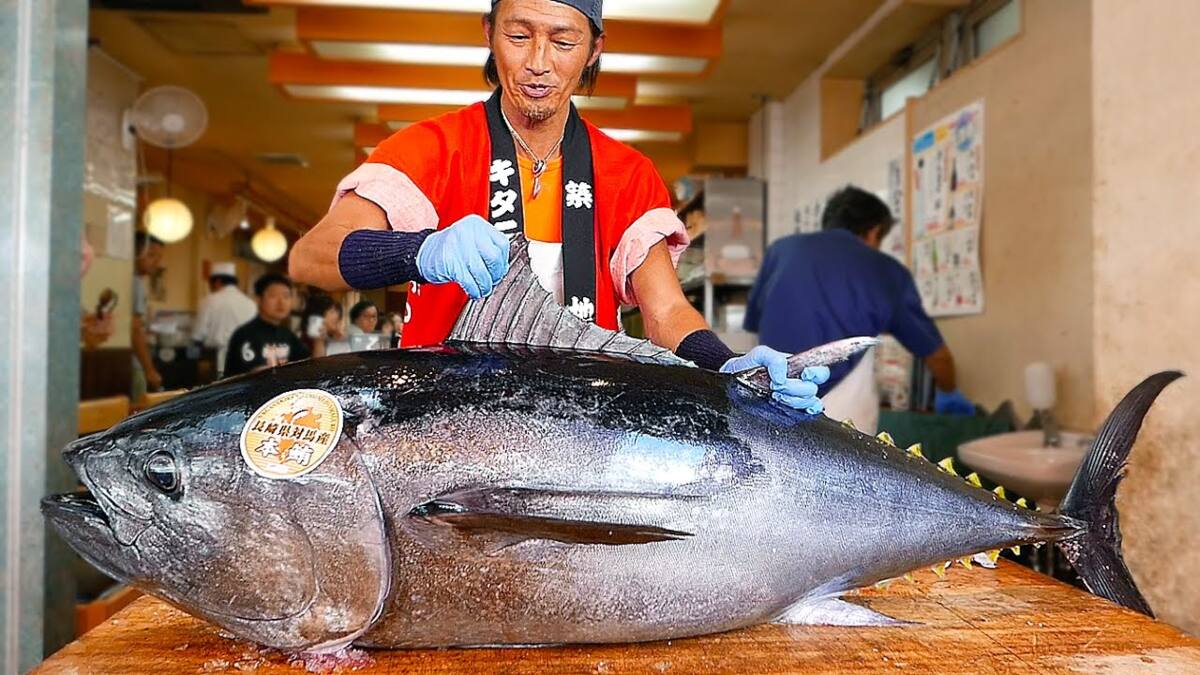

left=258, top=283, right=292, bottom=325
left=488, top=0, right=603, bottom=123
left=136, top=243, right=164, bottom=276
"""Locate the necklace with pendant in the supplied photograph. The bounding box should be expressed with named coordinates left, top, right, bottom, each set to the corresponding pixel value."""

left=501, top=110, right=564, bottom=200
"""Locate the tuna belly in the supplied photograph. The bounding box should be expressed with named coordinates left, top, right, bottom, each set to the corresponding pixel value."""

left=355, top=477, right=810, bottom=648
left=359, top=536, right=794, bottom=648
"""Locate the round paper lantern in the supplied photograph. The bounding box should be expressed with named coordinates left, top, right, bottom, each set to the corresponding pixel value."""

left=143, top=197, right=193, bottom=243
left=251, top=218, right=288, bottom=262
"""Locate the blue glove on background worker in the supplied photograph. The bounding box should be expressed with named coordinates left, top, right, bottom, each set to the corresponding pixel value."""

left=416, top=214, right=510, bottom=299
left=935, top=389, right=975, bottom=416
left=721, top=346, right=830, bottom=414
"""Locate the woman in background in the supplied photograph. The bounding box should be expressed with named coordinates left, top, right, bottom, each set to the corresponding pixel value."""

left=380, top=311, right=404, bottom=348
left=303, top=295, right=345, bottom=358
left=348, top=300, right=380, bottom=335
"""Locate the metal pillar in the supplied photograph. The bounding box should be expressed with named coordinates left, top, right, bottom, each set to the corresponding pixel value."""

left=0, top=0, right=88, bottom=670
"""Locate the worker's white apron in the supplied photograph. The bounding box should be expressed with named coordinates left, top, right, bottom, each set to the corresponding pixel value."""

left=822, top=347, right=879, bottom=435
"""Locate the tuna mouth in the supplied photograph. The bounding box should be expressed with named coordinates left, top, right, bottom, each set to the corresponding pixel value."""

left=42, top=490, right=111, bottom=529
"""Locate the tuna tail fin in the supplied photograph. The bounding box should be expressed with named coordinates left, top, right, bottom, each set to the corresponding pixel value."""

left=1057, top=371, right=1183, bottom=617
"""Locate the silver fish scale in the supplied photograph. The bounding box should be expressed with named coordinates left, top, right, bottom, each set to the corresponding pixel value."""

left=448, top=237, right=686, bottom=366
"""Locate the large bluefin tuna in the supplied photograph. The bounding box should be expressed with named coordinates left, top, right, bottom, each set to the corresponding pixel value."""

left=44, top=240, right=1178, bottom=652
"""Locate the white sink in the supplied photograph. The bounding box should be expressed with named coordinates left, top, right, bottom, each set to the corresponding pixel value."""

left=958, top=431, right=1093, bottom=510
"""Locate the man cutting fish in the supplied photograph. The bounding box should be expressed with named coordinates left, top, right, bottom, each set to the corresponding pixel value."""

left=289, top=0, right=828, bottom=412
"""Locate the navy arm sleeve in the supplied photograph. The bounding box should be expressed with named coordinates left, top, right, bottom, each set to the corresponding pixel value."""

left=887, top=270, right=944, bottom=358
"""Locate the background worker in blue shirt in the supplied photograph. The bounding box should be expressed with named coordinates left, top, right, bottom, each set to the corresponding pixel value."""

left=744, top=186, right=973, bottom=433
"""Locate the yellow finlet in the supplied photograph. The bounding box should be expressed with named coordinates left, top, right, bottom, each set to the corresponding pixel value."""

left=965, top=472, right=983, bottom=488
left=874, top=578, right=894, bottom=590
left=987, top=549, right=1001, bottom=564
left=906, top=443, right=925, bottom=459
left=876, top=431, right=896, bottom=446
left=937, top=457, right=958, bottom=475
left=931, top=562, right=948, bottom=579
left=903, top=572, right=915, bottom=584
left=842, top=418, right=857, bottom=430
left=993, top=485, right=1007, bottom=500
left=1015, top=497, right=1029, bottom=509
left=1009, top=545, right=1021, bottom=555
left=959, top=557, right=973, bottom=570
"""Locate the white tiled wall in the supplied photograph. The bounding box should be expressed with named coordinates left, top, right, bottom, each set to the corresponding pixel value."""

left=749, top=77, right=906, bottom=245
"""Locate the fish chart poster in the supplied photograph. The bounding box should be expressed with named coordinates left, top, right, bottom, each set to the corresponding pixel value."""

left=910, top=100, right=985, bottom=316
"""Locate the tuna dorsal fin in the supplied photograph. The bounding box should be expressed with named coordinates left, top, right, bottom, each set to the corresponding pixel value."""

left=736, top=336, right=880, bottom=393
left=408, top=486, right=693, bottom=553
left=447, top=237, right=686, bottom=366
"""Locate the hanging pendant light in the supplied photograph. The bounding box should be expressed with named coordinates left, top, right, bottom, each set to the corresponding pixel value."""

left=143, top=197, right=193, bottom=243
left=251, top=216, right=288, bottom=262
left=144, top=148, right=193, bottom=243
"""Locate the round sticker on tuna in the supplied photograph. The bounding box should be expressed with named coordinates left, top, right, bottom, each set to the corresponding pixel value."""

left=239, top=389, right=344, bottom=479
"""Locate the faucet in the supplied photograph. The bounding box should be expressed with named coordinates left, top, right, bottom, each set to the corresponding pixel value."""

left=1038, top=409, right=1062, bottom=448
left=1025, top=362, right=1060, bottom=448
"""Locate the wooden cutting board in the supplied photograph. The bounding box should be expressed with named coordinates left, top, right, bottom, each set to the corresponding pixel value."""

left=35, top=561, right=1200, bottom=674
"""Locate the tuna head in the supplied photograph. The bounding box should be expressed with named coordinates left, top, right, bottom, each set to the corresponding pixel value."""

left=42, top=385, right=389, bottom=652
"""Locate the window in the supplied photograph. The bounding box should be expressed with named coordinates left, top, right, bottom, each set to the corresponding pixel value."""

left=975, top=1, right=1020, bottom=57
left=858, top=0, right=1022, bottom=132
left=880, top=59, right=937, bottom=120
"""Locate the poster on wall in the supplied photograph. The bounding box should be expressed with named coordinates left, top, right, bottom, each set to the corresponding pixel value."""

left=879, top=157, right=907, bottom=263
left=910, top=100, right=985, bottom=316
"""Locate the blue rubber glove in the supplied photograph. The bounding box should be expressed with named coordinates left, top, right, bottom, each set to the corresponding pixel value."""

left=720, top=346, right=831, bottom=414
left=935, top=389, right=975, bottom=416
left=415, top=215, right=510, bottom=299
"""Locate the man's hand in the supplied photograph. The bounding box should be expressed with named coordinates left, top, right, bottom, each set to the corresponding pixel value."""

left=935, top=389, right=975, bottom=416
left=720, top=346, right=831, bottom=414
left=416, top=215, right=510, bottom=299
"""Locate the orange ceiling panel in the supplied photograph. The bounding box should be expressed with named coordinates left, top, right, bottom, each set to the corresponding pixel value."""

left=269, top=52, right=637, bottom=100
left=377, top=102, right=692, bottom=133
left=354, top=122, right=393, bottom=148
left=295, top=7, right=722, bottom=61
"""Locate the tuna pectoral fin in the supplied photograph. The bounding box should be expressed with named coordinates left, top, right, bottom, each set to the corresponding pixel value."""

left=774, top=598, right=911, bottom=627
left=408, top=487, right=692, bottom=551
left=1057, top=371, right=1183, bottom=617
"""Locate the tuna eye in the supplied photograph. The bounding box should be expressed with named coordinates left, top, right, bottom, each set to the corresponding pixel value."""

left=144, top=452, right=180, bottom=494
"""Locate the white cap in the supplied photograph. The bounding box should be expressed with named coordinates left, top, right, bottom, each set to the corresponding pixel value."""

left=210, top=262, right=237, bottom=279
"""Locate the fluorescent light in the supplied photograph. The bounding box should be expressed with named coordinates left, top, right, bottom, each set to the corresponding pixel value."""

left=286, top=84, right=488, bottom=105
left=362, top=146, right=376, bottom=154
left=386, top=120, right=412, bottom=130
left=601, top=128, right=684, bottom=143
left=274, top=0, right=721, bottom=24
left=311, top=41, right=707, bottom=75
left=285, top=83, right=626, bottom=108
left=603, top=53, right=707, bottom=75
left=313, top=42, right=489, bottom=67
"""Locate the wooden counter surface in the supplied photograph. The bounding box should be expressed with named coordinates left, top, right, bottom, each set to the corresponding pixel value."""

left=36, top=561, right=1200, bottom=674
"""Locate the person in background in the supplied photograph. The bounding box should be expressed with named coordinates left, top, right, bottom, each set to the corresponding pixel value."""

left=192, top=262, right=256, bottom=377
left=744, top=186, right=973, bottom=434
left=380, top=311, right=404, bottom=348
left=223, top=273, right=310, bottom=377
left=347, top=300, right=380, bottom=335
left=80, top=236, right=115, bottom=350
left=302, top=294, right=346, bottom=358
left=132, top=231, right=165, bottom=398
